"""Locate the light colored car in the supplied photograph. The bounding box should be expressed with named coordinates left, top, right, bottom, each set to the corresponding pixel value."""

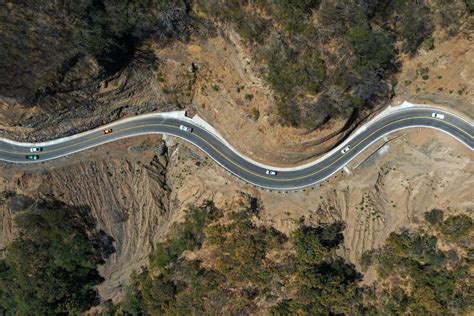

left=103, top=128, right=113, bottom=134
left=431, top=112, right=445, bottom=119
left=265, top=170, right=277, bottom=176
left=30, top=147, right=43, bottom=152
left=25, top=154, right=39, bottom=160
left=179, top=125, right=193, bottom=132
left=341, top=145, right=351, bottom=154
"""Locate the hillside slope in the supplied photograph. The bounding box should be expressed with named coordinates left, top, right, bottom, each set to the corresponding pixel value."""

left=1, top=126, right=472, bottom=302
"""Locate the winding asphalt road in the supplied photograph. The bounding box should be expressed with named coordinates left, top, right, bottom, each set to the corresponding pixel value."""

left=0, top=107, right=472, bottom=190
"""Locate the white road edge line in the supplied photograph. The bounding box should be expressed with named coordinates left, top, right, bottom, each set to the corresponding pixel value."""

left=1, top=125, right=472, bottom=191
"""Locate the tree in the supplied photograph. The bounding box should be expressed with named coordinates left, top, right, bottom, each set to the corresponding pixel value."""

left=120, top=204, right=287, bottom=314
left=277, top=222, right=363, bottom=315
left=395, top=1, right=434, bottom=54
left=0, top=0, right=194, bottom=104
left=0, top=198, right=110, bottom=314
left=364, top=214, right=473, bottom=314
left=425, top=208, right=444, bottom=225
left=439, top=214, right=473, bottom=247
left=347, top=24, right=393, bottom=73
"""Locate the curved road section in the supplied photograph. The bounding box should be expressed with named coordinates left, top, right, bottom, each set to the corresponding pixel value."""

left=0, top=107, right=473, bottom=190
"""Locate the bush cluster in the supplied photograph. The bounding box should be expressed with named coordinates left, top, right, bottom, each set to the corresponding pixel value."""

left=0, top=196, right=112, bottom=315
left=196, top=0, right=469, bottom=129
left=0, top=0, right=194, bottom=104
left=111, top=203, right=473, bottom=315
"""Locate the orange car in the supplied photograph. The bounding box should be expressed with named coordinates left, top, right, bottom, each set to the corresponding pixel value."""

left=103, top=128, right=113, bottom=134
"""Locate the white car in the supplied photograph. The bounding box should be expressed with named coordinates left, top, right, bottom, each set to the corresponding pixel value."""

left=179, top=125, right=193, bottom=132
left=431, top=113, right=445, bottom=119
left=341, top=145, right=351, bottom=154
left=30, top=147, right=43, bottom=152
left=265, top=170, right=277, bottom=176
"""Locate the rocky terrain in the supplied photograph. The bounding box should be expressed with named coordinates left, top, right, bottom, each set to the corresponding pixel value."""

left=0, top=0, right=473, bottom=310
left=0, top=27, right=363, bottom=164
left=3, top=0, right=471, bottom=164
left=1, top=125, right=472, bottom=302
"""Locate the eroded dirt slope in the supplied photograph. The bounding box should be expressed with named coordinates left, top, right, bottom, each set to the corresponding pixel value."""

left=1, top=127, right=471, bottom=302
left=0, top=136, right=174, bottom=301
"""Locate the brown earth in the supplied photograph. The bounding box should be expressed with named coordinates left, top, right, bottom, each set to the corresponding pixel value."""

left=0, top=11, right=473, bottom=307
left=394, top=29, right=473, bottom=117
left=0, top=53, right=180, bottom=142
left=0, top=136, right=173, bottom=300
left=0, top=28, right=363, bottom=165
left=1, top=125, right=472, bottom=302
left=1, top=27, right=471, bottom=165
left=155, top=30, right=353, bottom=165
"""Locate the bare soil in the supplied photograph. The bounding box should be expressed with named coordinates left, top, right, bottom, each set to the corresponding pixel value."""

left=0, top=25, right=473, bottom=305
left=152, top=30, right=352, bottom=165
left=2, top=126, right=470, bottom=301
left=394, top=31, right=473, bottom=117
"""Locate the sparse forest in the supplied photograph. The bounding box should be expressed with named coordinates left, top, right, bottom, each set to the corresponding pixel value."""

left=195, top=0, right=470, bottom=129
left=0, top=193, right=114, bottom=315
left=361, top=210, right=473, bottom=314
left=105, top=203, right=473, bottom=315
left=1, top=0, right=471, bottom=129
left=0, top=0, right=195, bottom=106
left=0, top=1, right=472, bottom=315
left=0, top=193, right=471, bottom=314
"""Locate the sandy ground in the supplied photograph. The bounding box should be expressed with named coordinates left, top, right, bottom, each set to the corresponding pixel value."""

left=172, top=127, right=473, bottom=266
left=0, top=136, right=172, bottom=300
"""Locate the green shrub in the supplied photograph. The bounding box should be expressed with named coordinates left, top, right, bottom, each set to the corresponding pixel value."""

left=278, top=222, right=363, bottom=315
left=395, top=1, right=434, bottom=54
left=467, top=0, right=474, bottom=13
left=235, top=12, right=270, bottom=43
left=251, top=108, right=260, bottom=120
left=424, top=208, right=444, bottom=225
left=245, top=93, right=254, bottom=101
left=266, top=46, right=325, bottom=97
left=0, top=199, right=108, bottom=314
left=439, top=214, right=473, bottom=247
left=365, top=214, right=473, bottom=314
left=0, top=0, right=193, bottom=103
left=271, top=0, right=321, bottom=33
left=292, top=222, right=344, bottom=265
left=149, top=202, right=221, bottom=270
left=119, top=204, right=287, bottom=314
left=347, top=24, right=393, bottom=73
left=423, top=37, right=435, bottom=50
left=117, top=203, right=474, bottom=315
